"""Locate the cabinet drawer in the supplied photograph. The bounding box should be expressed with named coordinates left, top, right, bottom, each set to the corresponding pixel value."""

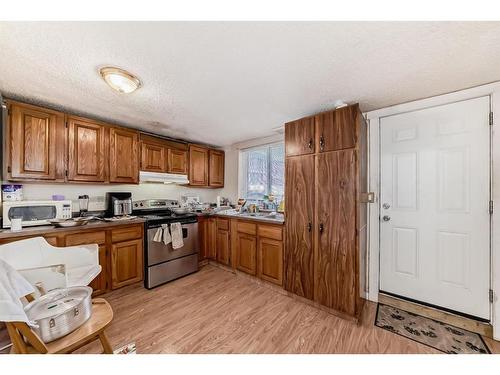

left=65, top=230, right=106, bottom=246
left=258, top=224, right=283, bottom=241
left=111, top=225, right=143, bottom=243
left=216, top=218, right=229, bottom=231
left=237, top=221, right=256, bottom=235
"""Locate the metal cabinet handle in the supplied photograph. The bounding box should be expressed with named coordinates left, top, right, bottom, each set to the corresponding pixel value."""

left=319, top=223, right=324, bottom=234
left=308, top=139, right=313, bottom=150
left=319, top=135, right=325, bottom=151
left=308, top=222, right=312, bottom=232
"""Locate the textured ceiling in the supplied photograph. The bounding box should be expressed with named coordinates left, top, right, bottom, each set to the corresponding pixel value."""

left=1, top=22, right=500, bottom=146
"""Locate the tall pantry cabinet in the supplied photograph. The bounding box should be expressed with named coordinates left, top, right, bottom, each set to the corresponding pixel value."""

left=284, top=104, right=368, bottom=321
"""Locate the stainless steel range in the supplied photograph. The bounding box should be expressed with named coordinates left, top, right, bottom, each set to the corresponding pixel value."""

left=133, top=199, right=199, bottom=289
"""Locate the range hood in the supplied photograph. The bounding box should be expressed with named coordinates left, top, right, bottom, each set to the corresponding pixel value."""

left=139, top=171, right=189, bottom=185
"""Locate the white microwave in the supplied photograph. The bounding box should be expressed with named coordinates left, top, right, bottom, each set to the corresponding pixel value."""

left=2, top=200, right=73, bottom=228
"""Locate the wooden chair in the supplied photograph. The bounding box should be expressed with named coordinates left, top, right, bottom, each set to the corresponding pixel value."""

left=5, top=298, right=114, bottom=354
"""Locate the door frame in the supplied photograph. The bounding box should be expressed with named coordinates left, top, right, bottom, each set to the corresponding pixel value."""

left=365, top=81, right=500, bottom=340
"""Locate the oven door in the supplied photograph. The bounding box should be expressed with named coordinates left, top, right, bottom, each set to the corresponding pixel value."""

left=3, top=205, right=59, bottom=228
left=146, top=222, right=198, bottom=266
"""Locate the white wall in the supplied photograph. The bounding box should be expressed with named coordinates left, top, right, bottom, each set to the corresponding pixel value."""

left=16, top=182, right=223, bottom=212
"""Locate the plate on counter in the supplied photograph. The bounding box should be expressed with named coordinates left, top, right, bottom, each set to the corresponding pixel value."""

left=48, top=217, right=91, bottom=228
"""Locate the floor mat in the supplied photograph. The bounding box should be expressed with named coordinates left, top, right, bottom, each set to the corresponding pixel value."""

left=375, top=303, right=490, bottom=354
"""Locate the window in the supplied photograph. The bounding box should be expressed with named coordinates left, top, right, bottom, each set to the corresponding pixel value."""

left=241, top=142, right=284, bottom=202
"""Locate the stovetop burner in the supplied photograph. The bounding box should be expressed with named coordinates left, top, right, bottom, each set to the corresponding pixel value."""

left=132, top=199, right=198, bottom=227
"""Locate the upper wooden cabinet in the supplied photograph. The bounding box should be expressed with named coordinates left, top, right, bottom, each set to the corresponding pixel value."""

left=188, top=144, right=224, bottom=187
left=67, top=116, right=108, bottom=183
left=141, top=139, right=166, bottom=173
left=5, top=101, right=66, bottom=181
left=188, top=144, right=209, bottom=186
left=109, top=127, right=139, bottom=183
left=285, top=116, right=315, bottom=157
left=168, top=148, right=188, bottom=174
left=140, top=134, right=188, bottom=175
left=209, top=149, right=224, bottom=187
left=316, top=105, right=357, bottom=152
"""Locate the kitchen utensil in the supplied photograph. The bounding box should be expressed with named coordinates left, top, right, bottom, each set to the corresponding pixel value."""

left=24, top=286, right=93, bottom=343
left=78, top=195, right=89, bottom=217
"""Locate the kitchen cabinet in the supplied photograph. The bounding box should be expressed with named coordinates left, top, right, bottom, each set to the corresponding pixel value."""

left=111, top=238, right=143, bottom=289
left=258, top=237, right=283, bottom=286
left=67, top=115, right=108, bottom=182
left=5, top=100, right=66, bottom=181
left=188, top=144, right=209, bottom=186
left=285, top=115, right=315, bottom=157
left=168, top=148, right=188, bottom=174
left=284, top=155, right=315, bottom=299
left=141, top=138, right=166, bottom=173
left=316, top=106, right=357, bottom=152
left=216, top=218, right=231, bottom=266
left=89, top=245, right=108, bottom=296
left=207, top=217, right=217, bottom=260
left=109, top=127, right=139, bottom=183
left=198, top=216, right=208, bottom=260
left=208, top=149, right=224, bottom=187
left=284, top=103, right=367, bottom=321
left=236, top=233, right=256, bottom=274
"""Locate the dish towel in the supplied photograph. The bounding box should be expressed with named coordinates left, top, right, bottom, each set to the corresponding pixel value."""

left=170, top=222, right=184, bottom=249
left=162, top=224, right=171, bottom=245
left=153, top=227, right=163, bottom=242
left=0, top=258, right=35, bottom=324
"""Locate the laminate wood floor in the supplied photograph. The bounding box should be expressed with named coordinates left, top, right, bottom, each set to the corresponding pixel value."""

left=75, top=265, right=500, bottom=354
left=2, top=264, right=499, bottom=354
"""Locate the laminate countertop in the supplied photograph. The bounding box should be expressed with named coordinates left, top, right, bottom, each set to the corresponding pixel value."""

left=197, top=211, right=284, bottom=224
left=0, top=218, right=147, bottom=240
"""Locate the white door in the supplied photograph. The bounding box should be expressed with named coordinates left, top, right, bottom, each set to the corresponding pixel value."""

left=380, top=96, right=491, bottom=320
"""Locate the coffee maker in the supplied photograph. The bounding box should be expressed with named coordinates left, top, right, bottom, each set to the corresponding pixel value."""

left=106, top=192, right=132, bottom=217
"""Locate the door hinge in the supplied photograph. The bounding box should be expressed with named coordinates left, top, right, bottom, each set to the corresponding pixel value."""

left=65, top=170, right=68, bottom=177
left=490, top=200, right=494, bottom=215
left=7, top=166, right=11, bottom=173
left=65, top=121, right=68, bottom=128
left=490, top=289, right=494, bottom=303
left=489, top=112, right=494, bottom=126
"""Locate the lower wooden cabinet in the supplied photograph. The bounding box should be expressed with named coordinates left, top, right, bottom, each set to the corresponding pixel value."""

left=236, top=232, right=257, bottom=275
left=216, top=228, right=231, bottom=266
left=89, top=245, right=108, bottom=296
left=111, top=238, right=143, bottom=289
left=207, top=217, right=283, bottom=286
left=258, top=237, right=283, bottom=285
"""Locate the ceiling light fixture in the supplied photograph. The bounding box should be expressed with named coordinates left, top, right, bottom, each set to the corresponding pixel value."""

left=99, top=66, right=141, bottom=93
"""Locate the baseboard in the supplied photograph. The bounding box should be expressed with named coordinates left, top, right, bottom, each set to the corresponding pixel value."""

left=379, top=293, right=493, bottom=338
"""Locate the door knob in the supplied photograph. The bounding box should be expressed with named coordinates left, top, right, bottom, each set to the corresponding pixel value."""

left=307, top=222, right=312, bottom=232
left=319, top=223, right=324, bottom=234
left=307, top=139, right=313, bottom=150
left=382, top=203, right=390, bottom=209
left=319, top=135, right=325, bottom=151
left=382, top=215, right=391, bottom=222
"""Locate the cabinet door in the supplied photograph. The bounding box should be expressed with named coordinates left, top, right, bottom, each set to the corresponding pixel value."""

left=315, top=150, right=357, bottom=315
left=207, top=218, right=217, bottom=260
left=109, top=127, right=139, bottom=183
left=284, top=155, right=315, bottom=299
left=198, top=217, right=208, bottom=260
left=209, top=149, right=224, bottom=187
left=168, top=148, right=188, bottom=174
left=258, top=237, right=283, bottom=286
left=111, top=239, right=143, bottom=289
left=285, top=116, right=315, bottom=157
left=188, top=145, right=208, bottom=186
left=141, top=141, right=166, bottom=172
left=89, top=245, right=108, bottom=296
left=236, top=232, right=257, bottom=275
left=316, top=105, right=357, bottom=153
left=67, top=116, right=107, bottom=182
left=7, top=102, right=65, bottom=180
left=216, top=229, right=231, bottom=266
